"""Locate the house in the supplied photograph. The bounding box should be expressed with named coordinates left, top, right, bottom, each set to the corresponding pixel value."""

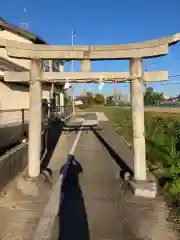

left=0, top=17, right=66, bottom=114
left=168, top=97, right=178, bottom=103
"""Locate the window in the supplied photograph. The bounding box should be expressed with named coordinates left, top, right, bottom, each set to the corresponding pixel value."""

left=43, top=60, right=60, bottom=72
left=43, top=60, right=51, bottom=72
left=52, top=60, right=59, bottom=72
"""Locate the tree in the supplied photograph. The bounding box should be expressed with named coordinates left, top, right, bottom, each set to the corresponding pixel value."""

left=87, top=92, right=93, bottom=96
left=86, top=94, right=94, bottom=105
left=144, top=87, right=154, bottom=105
left=144, top=87, right=164, bottom=106
left=94, top=93, right=105, bottom=104
left=106, top=96, right=115, bottom=105
left=153, top=92, right=164, bottom=105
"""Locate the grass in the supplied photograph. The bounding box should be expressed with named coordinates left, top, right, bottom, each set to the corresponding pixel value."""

left=83, top=105, right=180, bottom=143
left=82, top=105, right=180, bottom=200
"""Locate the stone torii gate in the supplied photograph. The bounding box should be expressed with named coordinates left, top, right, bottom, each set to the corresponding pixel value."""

left=1, top=33, right=180, bottom=197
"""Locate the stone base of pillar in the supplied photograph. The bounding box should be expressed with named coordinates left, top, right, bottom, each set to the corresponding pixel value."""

left=17, top=171, right=52, bottom=197
left=129, top=174, right=157, bottom=198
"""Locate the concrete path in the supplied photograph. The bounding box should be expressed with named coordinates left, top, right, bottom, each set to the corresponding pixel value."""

left=51, top=112, right=178, bottom=240
left=70, top=122, right=123, bottom=239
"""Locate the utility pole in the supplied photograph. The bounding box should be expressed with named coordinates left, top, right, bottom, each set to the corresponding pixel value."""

left=71, top=31, right=76, bottom=72
left=71, top=31, right=76, bottom=115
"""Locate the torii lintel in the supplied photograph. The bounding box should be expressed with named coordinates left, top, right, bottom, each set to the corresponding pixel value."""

left=0, top=33, right=179, bottom=59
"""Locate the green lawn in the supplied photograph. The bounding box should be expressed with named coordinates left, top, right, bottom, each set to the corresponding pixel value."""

left=84, top=105, right=180, bottom=144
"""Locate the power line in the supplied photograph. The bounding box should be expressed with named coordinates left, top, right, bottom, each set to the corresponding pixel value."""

left=159, top=82, right=180, bottom=86
left=143, top=55, right=180, bottom=72
left=169, top=74, right=180, bottom=79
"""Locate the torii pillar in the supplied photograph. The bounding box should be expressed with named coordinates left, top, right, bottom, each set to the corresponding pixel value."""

left=28, top=59, right=42, bottom=178
left=130, top=58, right=146, bottom=181
left=80, top=59, right=91, bottom=98
left=129, top=58, right=156, bottom=198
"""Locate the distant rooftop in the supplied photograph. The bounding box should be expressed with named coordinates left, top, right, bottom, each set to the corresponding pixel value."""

left=0, top=17, right=47, bottom=44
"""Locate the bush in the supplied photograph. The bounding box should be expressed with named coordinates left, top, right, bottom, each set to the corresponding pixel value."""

left=144, top=117, right=180, bottom=199
left=106, top=96, right=115, bottom=105
left=94, top=94, right=105, bottom=104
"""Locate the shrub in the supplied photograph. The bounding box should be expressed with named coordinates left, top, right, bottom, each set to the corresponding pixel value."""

left=146, top=117, right=180, bottom=198
left=94, top=94, right=105, bottom=104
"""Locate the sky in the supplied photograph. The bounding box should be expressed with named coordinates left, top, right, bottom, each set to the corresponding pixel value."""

left=1, top=0, right=180, bottom=97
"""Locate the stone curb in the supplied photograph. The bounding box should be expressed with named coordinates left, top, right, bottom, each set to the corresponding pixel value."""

left=33, top=117, right=80, bottom=240
left=33, top=174, right=62, bottom=240
left=32, top=156, right=76, bottom=240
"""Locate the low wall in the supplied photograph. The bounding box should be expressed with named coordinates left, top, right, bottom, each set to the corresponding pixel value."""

left=0, top=128, right=51, bottom=190
left=0, top=142, right=28, bottom=190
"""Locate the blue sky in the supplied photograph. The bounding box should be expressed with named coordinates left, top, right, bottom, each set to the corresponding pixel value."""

left=1, top=0, right=180, bottom=97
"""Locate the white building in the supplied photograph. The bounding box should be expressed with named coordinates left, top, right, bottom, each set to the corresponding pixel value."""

left=0, top=17, right=65, bottom=111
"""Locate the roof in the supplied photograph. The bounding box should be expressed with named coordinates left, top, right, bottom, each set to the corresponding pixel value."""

left=0, top=56, right=28, bottom=71
left=0, top=17, right=47, bottom=44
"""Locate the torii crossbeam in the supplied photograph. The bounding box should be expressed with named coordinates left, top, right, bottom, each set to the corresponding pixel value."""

left=4, top=71, right=168, bottom=83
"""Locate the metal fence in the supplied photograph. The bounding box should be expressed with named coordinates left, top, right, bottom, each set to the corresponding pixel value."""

left=0, top=109, right=28, bottom=154
left=0, top=108, right=29, bottom=127
left=50, top=105, right=73, bottom=119
left=0, top=104, right=72, bottom=155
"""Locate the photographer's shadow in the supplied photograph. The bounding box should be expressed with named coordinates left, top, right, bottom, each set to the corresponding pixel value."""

left=59, top=155, right=90, bottom=240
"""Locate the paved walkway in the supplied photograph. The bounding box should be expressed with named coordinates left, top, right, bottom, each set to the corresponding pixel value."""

left=51, top=112, right=179, bottom=240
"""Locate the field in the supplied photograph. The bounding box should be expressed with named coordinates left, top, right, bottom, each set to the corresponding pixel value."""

left=81, top=105, right=180, bottom=200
